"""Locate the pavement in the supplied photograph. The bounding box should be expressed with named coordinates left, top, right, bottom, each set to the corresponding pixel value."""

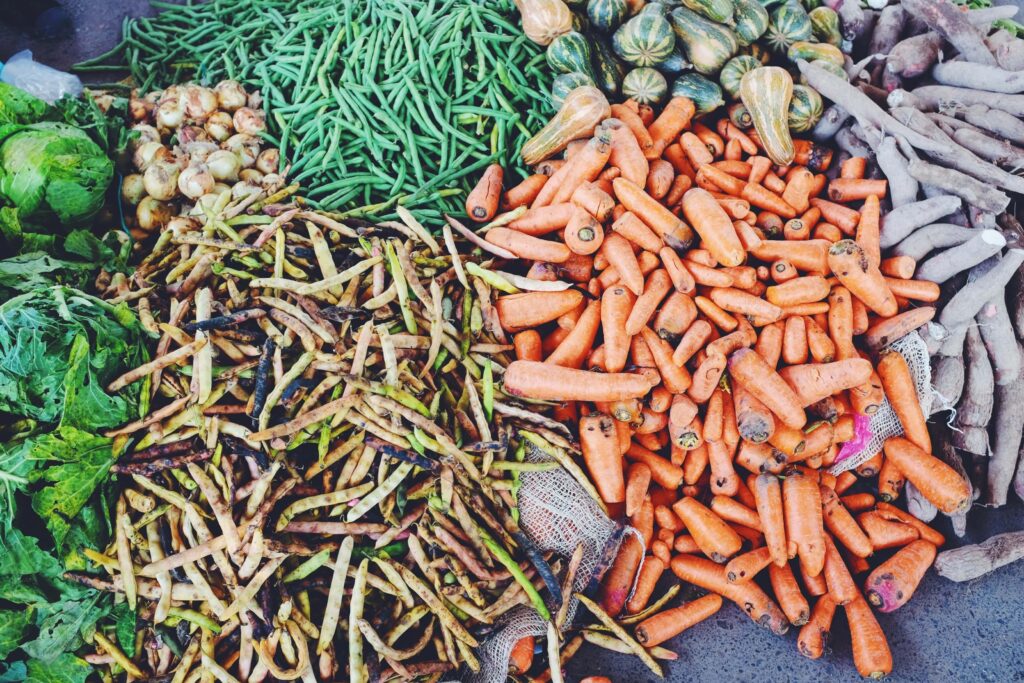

left=3, top=2, right=1023, bottom=682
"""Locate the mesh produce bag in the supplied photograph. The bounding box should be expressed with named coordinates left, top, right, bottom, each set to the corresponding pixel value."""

left=829, top=332, right=933, bottom=474
left=463, top=444, right=626, bottom=683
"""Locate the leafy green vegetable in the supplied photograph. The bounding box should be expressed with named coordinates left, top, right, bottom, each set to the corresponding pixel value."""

left=0, top=287, right=147, bottom=430
left=54, top=93, right=137, bottom=159
left=0, top=609, right=32, bottom=660
left=0, top=121, right=113, bottom=227
left=0, top=83, right=51, bottom=126
left=25, top=653, right=93, bottom=683
left=112, top=602, right=136, bottom=657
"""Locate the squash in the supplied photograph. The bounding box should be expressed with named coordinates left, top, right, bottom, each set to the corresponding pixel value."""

left=720, top=55, right=762, bottom=100
left=522, top=86, right=611, bottom=165
left=740, top=41, right=771, bottom=64
left=680, top=0, right=734, bottom=25
left=517, top=0, right=575, bottom=46
left=551, top=72, right=596, bottom=108
left=640, top=1, right=670, bottom=15
left=623, top=67, right=669, bottom=104
left=728, top=101, right=753, bottom=129
left=587, top=0, right=629, bottom=32
left=787, top=40, right=843, bottom=67
left=808, top=6, right=842, bottom=47
left=739, top=66, right=794, bottom=165
left=613, top=9, right=676, bottom=66
left=787, top=84, right=823, bottom=133
left=765, top=1, right=812, bottom=53
left=800, top=0, right=821, bottom=9
left=800, top=58, right=846, bottom=84
left=547, top=31, right=595, bottom=79
left=669, top=6, right=739, bottom=76
left=590, top=38, right=627, bottom=97
left=732, top=0, right=770, bottom=46
left=659, top=45, right=692, bottom=75
left=571, top=9, right=589, bottom=31
left=671, top=73, right=725, bottom=114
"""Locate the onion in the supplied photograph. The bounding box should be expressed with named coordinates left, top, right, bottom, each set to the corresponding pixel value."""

left=182, top=140, right=219, bottom=164
left=255, top=148, right=280, bottom=175
left=156, top=100, right=185, bottom=131
left=223, top=134, right=259, bottom=168
left=121, top=174, right=147, bottom=205
left=178, top=164, right=216, bottom=199
left=143, top=161, right=180, bottom=201
left=205, top=111, right=233, bottom=142
left=239, top=168, right=264, bottom=184
left=261, top=173, right=286, bottom=193
left=159, top=85, right=184, bottom=106
left=166, top=216, right=200, bottom=235
left=184, top=85, right=219, bottom=120
left=133, top=141, right=170, bottom=171
left=232, top=181, right=262, bottom=200
left=206, top=149, right=241, bottom=181
left=130, top=124, right=160, bottom=149
left=214, top=80, right=247, bottom=112
left=178, top=125, right=210, bottom=146
left=191, top=193, right=222, bottom=216
left=232, top=107, right=266, bottom=136
left=136, top=196, right=175, bottom=232
left=129, top=95, right=153, bottom=121
left=212, top=182, right=232, bottom=196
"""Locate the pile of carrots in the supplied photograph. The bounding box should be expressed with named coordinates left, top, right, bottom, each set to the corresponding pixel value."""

left=467, top=95, right=973, bottom=679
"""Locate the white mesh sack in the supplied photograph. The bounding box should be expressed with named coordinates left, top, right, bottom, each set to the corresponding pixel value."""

left=829, top=332, right=933, bottom=475
left=462, top=443, right=624, bottom=683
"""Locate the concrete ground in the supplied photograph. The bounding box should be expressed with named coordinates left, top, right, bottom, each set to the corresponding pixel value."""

left=3, top=2, right=1023, bottom=682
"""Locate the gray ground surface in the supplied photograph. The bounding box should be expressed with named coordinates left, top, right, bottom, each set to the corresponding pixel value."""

left=3, top=2, right=1023, bottom=682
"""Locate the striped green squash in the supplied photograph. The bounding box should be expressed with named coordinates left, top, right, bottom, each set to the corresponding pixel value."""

left=612, top=10, right=676, bottom=67
left=659, top=45, right=693, bottom=75
left=800, top=58, right=847, bottom=84
left=732, top=0, right=770, bottom=46
left=787, top=40, right=844, bottom=67
left=623, top=67, right=669, bottom=104
left=669, top=6, right=739, bottom=75
left=765, top=1, right=812, bottom=53
left=788, top=84, right=823, bottom=133
left=587, top=0, right=629, bottom=33
left=681, top=0, right=735, bottom=25
left=552, top=72, right=596, bottom=108
left=809, top=6, right=842, bottom=47
left=590, top=38, right=627, bottom=97
left=671, top=72, right=725, bottom=114
left=728, top=101, right=753, bottom=129
left=720, top=55, right=763, bottom=100
left=547, top=31, right=595, bottom=79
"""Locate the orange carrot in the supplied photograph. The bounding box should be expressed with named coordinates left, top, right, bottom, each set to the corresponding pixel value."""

left=840, top=493, right=877, bottom=513
left=820, top=486, right=873, bottom=559
left=495, top=290, right=583, bottom=332
left=504, top=361, right=652, bottom=402
left=741, top=183, right=798, bottom=219
left=797, top=594, right=837, bottom=659
left=783, top=469, right=826, bottom=577
left=674, top=534, right=701, bottom=554
left=626, top=555, right=666, bottom=614
left=736, top=441, right=786, bottom=475
left=782, top=315, right=809, bottom=365
left=466, top=163, right=504, bottom=221
left=610, top=103, right=654, bottom=155
left=857, top=451, right=884, bottom=478
left=508, top=636, right=535, bottom=675
left=486, top=227, right=570, bottom=263
left=580, top=413, right=625, bottom=504
left=766, top=276, right=830, bottom=308
left=804, top=317, right=836, bottom=364
left=680, top=131, right=714, bottom=167
left=600, top=233, right=645, bottom=296
left=879, top=255, right=916, bottom=279
left=627, top=442, right=684, bottom=489
left=728, top=348, right=807, bottom=429
left=782, top=167, right=815, bottom=214
left=613, top=177, right=695, bottom=249
left=840, top=156, right=867, bottom=179
left=672, top=319, right=714, bottom=366
left=669, top=394, right=699, bottom=446
left=874, top=503, right=945, bottom=546
left=733, top=384, right=776, bottom=444
left=827, top=240, right=897, bottom=317
left=665, top=173, right=694, bottom=208
left=777, top=358, right=873, bottom=407
left=600, top=534, right=643, bottom=615
left=563, top=206, right=605, bottom=256
left=688, top=352, right=729, bottom=403
left=710, top=287, right=783, bottom=321
left=637, top=408, right=667, bottom=434
left=647, top=96, right=696, bottom=159
left=654, top=503, right=683, bottom=533
left=770, top=562, right=811, bottom=626
left=726, top=546, right=773, bottom=583
left=734, top=219, right=763, bottom=251
left=571, top=181, right=615, bottom=222
left=698, top=163, right=746, bottom=195
left=852, top=297, right=869, bottom=334
left=692, top=121, right=724, bottom=157
left=685, top=260, right=734, bottom=288
left=813, top=222, right=843, bottom=242
left=711, top=495, right=763, bottom=531
left=707, top=439, right=739, bottom=496
left=771, top=260, right=798, bottom=283
left=858, top=510, right=921, bottom=550
left=882, top=437, right=970, bottom=514
left=647, top=159, right=675, bottom=200
left=605, top=118, right=650, bottom=187
left=865, top=539, right=936, bottom=613
left=635, top=593, right=723, bottom=647
left=809, top=198, right=859, bottom=234
left=654, top=291, right=697, bottom=340
left=602, top=285, right=636, bottom=372
left=849, top=369, right=885, bottom=415
left=828, top=178, right=887, bottom=203
left=662, top=142, right=696, bottom=178
left=847, top=594, right=893, bottom=679
left=694, top=296, right=738, bottom=332
left=856, top=194, right=881, bottom=268
left=801, top=562, right=828, bottom=596
left=508, top=203, right=575, bottom=236
left=671, top=497, right=743, bottom=562
left=750, top=239, right=829, bottom=272
left=551, top=130, right=614, bottom=206
left=660, top=246, right=697, bottom=294
left=640, top=327, right=691, bottom=394
left=612, top=211, right=663, bottom=252
left=513, top=330, right=542, bottom=361
left=632, top=498, right=655, bottom=546
left=502, top=173, right=548, bottom=211
left=755, top=321, right=785, bottom=367
left=649, top=385, right=672, bottom=413
left=720, top=265, right=757, bottom=290
left=883, top=277, right=940, bottom=302
left=822, top=535, right=858, bottom=605
left=877, top=351, right=930, bottom=452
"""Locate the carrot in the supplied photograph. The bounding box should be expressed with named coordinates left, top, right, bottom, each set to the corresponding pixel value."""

left=864, top=539, right=937, bottom=613
left=646, top=159, right=675, bottom=200
left=857, top=511, right=920, bottom=551
left=856, top=194, right=882, bottom=268
left=765, top=562, right=809, bottom=628
left=601, top=233, right=645, bottom=296
left=680, top=131, right=714, bottom=167
left=849, top=368, right=885, bottom=416
left=632, top=498, right=655, bottom=546
left=726, top=546, right=773, bottom=583
left=800, top=562, right=828, bottom=596
left=828, top=178, right=887, bottom=203
left=668, top=394, right=699, bottom=444
left=821, top=535, right=858, bottom=605
left=495, top=290, right=583, bottom=332
left=635, top=593, right=723, bottom=648
left=599, top=249, right=660, bottom=290
left=580, top=413, right=625, bottom=504
left=710, top=287, right=783, bottom=322
left=595, top=286, right=635, bottom=374
left=809, top=198, right=860, bottom=234
left=851, top=297, right=869, bottom=335
left=671, top=320, right=714, bottom=366
left=513, top=330, right=542, bottom=361
left=685, top=260, right=734, bottom=288
left=876, top=351, right=930, bottom=453
left=669, top=554, right=790, bottom=635
left=755, top=321, right=784, bottom=368
left=625, top=555, right=666, bottom=615
left=698, top=163, right=746, bottom=195
left=466, top=163, right=504, bottom=221
left=600, top=534, right=644, bottom=615
left=612, top=211, right=663, bottom=253
left=741, top=183, right=798, bottom=219
left=654, top=503, right=684, bottom=533
left=564, top=206, right=605, bottom=256
left=847, top=594, right=893, bottom=679
left=797, top=593, right=837, bottom=659
left=840, top=156, right=867, bottom=179
left=486, top=227, right=570, bottom=264
left=732, top=384, right=775, bottom=444
left=777, top=358, right=873, bottom=407
left=658, top=247, right=696, bottom=294
left=664, top=174, right=693, bottom=209
left=765, top=276, right=830, bottom=308
left=710, top=495, right=762, bottom=532
left=671, top=497, right=742, bottom=562
left=645, top=96, right=695, bottom=158
left=763, top=170, right=786, bottom=194
left=562, top=254, right=595, bottom=283
left=728, top=348, right=807, bottom=429
left=883, top=437, right=970, bottom=514
left=603, top=119, right=649, bottom=189
left=654, top=291, right=697, bottom=340
left=736, top=441, right=786, bottom=475
left=782, top=167, right=815, bottom=214
left=640, top=327, right=691, bottom=394
left=571, top=181, right=615, bottom=222
left=507, top=203, right=575, bottom=236
left=733, top=220, right=762, bottom=252
left=552, top=130, right=614, bottom=206
left=748, top=472, right=787, bottom=570
left=689, top=352, right=729, bottom=403
left=783, top=469, right=826, bottom=577
left=827, top=240, right=898, bottom=317
left=878, top=255, right=916, bottom=280
left=508, top=635, right=535, bottom=675
left=840, top=493, right=876, bottom=513
left=504, top=361, right=652, bottom=402
left=781, top=315, right=809, bottom=365
left=502, top=173, right=548, bottom=211
left=610, top=104, right=654, bottom=155
left=751, top=239, right=829, bottom=272
left=707, top=439, right=739, bottom=496
left=874, top=503, right=945, bottom=547
left=820, top=486, right=873, bottom=559
left=692, top=121, right=724, bottom=157
left=883, top=276, right=940, bottom=302
left=613, top=177, right=695, bottom=249
left=627, top=442, right=684, bottom=489
left=695, top=296, right=739, bottom=333
left=662, top=142, right=696, bottom=179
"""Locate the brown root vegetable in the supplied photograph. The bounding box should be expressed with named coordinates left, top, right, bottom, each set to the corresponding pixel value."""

left=988, top=30, right=1024, bottom=71
left=939, top=250, right=1024, bottom=331
left=952, top=326, right=994, bottom=457
left=952, top=128, right=1024, bottom=169
left=931, top=354, right=965, bottom=415
left=962, top=104, right=1024, bottom=146
left=886, top=33, right=943, bottom=79
left=914, top=229, right=1006, bottom=283
left=902, top=0, right=996, bottom=66
left=893, top=224, right=974, bottom=261
left=906, top=159, right=1011, bottom=215
left=874, top=137, right=918, bottom=208
left=870, top=4, right=907, bottom=58
left=880, top=196, right=963, bottom=250
left=932, top=62, right=1024, bottom=94
left=908, top=85, right=1024, bottom=118
left=977, top=297, right=1021, bottom=386
left=904, top=482, right=938, bottom=523
left=933, top=530, right=1024, bottom=582
left=988, top=350, right=1024, bottom=506
left=812, top=105, right=852, bottom=144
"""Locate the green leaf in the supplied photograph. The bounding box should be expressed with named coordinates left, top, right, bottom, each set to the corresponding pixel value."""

left=0, top=608, right=32, bottom=659
left=112, top=602, right=136, bottom=657
left=21, top=592, right=107, bottom=662
left=0, top=438, right=35, bottom=527
left=0, top=526, right=62, bottom=580
left=25, top=653, right=92, bottom=683
left=0, top=663, right=27, bottom=682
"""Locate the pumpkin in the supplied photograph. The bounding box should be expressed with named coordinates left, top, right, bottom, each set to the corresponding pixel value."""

left=680, top=0, right=735, bottom=25
left=613, top=10, right=676, bottom=66
left=590, top=37, right=628, bottom=97
left=720, top=55, right=763, bottom=100
left=547, top=31, right=595, bottom=78
left=671, top=72, right=725, bottom=114
left=517, top=0, right=574, bottom=46
left=552, top=72, right=596, bottom=108
left=809, top=6, right=842, bottom=47
left=522, top=86, right=611, bottom=165
left=623, top=67, right=669, bottom=104
left=739, top=66, right=794, bottom=165
left=765, top=1, right=812, bottom=53
left=587, top=0, right=629, bottom=32
left=669, top=6, right=739, bottom=75
left=732, top=0, right=770, bottom=46
left=788, top=84, right=823, bottom=133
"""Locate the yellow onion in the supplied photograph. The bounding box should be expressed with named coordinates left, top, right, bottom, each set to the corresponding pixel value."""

left=261, top=173, right=286, bottom=193
left=184, top=85, right=219, bottom=120
left=204, top=111, right=233, bottom=142
left=232, top=107, right=266, bottom=136
left=133, top=141, right=171, bottom=172
left=223, top=134, right=259, bottom=168
left=214, top=80, right=247, bottom=111
left=206, top=149, right=241, bottom=182
left=232, top=180, right=262, bottom=200
left=239, top=168, right=264, bottom=184
left=121, top=173, right=146, bottom=205
left=155, top=99, right=185, bottom=131
left=255, top=148, right=280, bottom=175
left=129, top=94, right=154, bottom=121
left=165, top=216, right=200, bottom=235
left=143, top=161, right=180, bottom=201
left=178, top=164, right=216, bottom=199
left=130, top=124, right=160, bottom=150
left=182, top=141, right=219, bottom=164
left=136, top=196, right=174, bottom=232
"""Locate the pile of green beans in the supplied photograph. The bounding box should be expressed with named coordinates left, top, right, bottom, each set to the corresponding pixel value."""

left=93, top=0, right=553, bottom=225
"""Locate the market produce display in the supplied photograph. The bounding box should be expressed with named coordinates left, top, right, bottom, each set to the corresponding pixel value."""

left=1, top=0, right=1024, bottom=681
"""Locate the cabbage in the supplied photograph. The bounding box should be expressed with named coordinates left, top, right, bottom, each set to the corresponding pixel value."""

left=0, top=82, right=51, bottom=126
left=0, top=121, right=113, bottom=227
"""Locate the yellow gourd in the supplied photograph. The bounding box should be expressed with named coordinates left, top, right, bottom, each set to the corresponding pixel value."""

left=739, top=66, right=794, bottom=166
left=521, top=86, right=611, bottom=165
left=515, top=0, right=574, bottom=46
